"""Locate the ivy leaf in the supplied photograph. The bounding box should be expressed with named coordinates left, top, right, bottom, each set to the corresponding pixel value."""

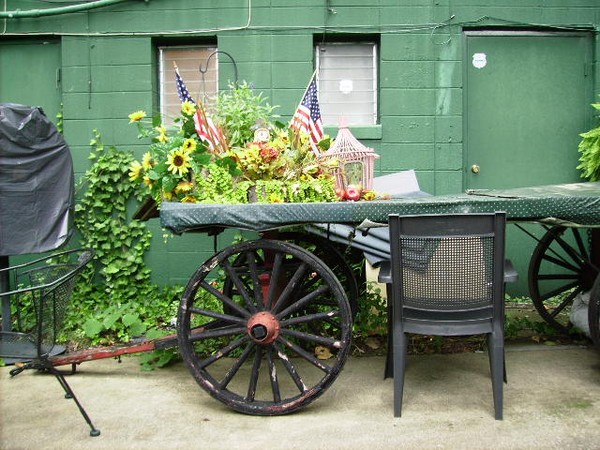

left=83, top=318, right=103, bottom=338
left=122, top=312, right=140, bottom=327
left=103, top=310, right=121, bottom=329
left=127, top=320, right=146, bottom=337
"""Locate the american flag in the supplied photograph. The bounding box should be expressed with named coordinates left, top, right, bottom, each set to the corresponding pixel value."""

left=193, top=105, right=223, bottom=151
left=174, top=66, right=222, bottom=149
left=291, top=75, right=324, bottom=154
left=175, top=66, right=194, bottom=104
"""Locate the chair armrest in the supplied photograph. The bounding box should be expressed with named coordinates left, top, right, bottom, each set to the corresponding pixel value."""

left=378, top=260, right=392, bottom=284
left=504, top=259, right=518, bottom=284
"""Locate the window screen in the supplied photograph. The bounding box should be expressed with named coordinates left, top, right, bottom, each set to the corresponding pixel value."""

left=158, top=45, right=218, bottom=125
left=316, top=43, right=377, bottom=126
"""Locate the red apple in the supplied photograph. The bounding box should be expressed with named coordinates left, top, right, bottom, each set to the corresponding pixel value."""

left=345, top=185, right=361, bottom=201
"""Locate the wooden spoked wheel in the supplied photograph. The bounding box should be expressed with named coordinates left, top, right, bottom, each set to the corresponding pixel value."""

left=275, top=231, right=359, bottom=319
left=528, top=226, right=599, bottom=334
left=589, top=275, right=600, bottom=350
left=177, top=239, right=352, bottom=415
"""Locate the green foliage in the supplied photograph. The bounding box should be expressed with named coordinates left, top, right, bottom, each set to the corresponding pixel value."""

left=353, top=282, right=387, bottom=338
left=577, top=101, right=600, bottom=181
left=215, top=81, right=277, bottom=148
left=62, top=130, right=182, bottom=368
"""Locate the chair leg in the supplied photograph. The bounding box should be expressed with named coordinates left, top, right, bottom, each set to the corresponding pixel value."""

left=487, top=331, right=504, bottom=420
left=393, top=328, right=407, bottom=417
left=384, top=284, right=393, bottom=379
left=49, top=366, right=101, bottom=437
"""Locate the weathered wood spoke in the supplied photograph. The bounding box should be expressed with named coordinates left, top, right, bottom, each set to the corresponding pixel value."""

left=177, top=239, right=352, bottom=415
left=529, top=226, right=599, bottom=333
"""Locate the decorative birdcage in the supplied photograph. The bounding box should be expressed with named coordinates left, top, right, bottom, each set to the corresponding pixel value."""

left=320, top=123, right=379, bottom=192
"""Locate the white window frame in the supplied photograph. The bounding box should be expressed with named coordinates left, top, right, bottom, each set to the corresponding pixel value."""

left=315, top=42, right=378, bottom=126
left=158, top=45, right=218, bottom=126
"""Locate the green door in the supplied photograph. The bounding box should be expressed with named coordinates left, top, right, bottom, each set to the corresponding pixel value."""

left=464, top=31, right=594, bottom=295
left=0, top=39, right=62, bottom=123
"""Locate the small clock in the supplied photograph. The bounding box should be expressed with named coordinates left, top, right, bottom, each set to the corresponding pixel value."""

left=254, top=127, right=270, bottom=142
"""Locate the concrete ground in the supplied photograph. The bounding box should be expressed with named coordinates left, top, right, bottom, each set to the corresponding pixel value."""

left=1, top=344, right=599, bottom=450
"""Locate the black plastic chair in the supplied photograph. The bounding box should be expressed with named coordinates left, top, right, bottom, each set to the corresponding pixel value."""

left=0, top=248, right=100, bottom=436
left=379, top=213, right=514, bottom=420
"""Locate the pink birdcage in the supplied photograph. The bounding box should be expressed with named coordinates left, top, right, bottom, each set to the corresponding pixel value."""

left=320, top=122, right=379, bottom=192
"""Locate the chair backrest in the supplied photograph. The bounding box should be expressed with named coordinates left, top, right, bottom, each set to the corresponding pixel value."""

left=389, top=213, right=506, bottom=334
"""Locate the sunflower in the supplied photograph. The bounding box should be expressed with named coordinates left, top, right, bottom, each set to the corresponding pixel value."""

left=128, top=110, right=146, bottom=123
left=128, top=160, right=143, bottom=181
left=167, top=148, right=192, bottom=176
left=142, top=152, right=155, bottom=170
left=181, top=101, right=196, bottom=116
left=182, top=138, right=197, bottom=153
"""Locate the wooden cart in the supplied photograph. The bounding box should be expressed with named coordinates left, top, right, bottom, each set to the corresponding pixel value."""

left=156, top=181, right=600, bottom=415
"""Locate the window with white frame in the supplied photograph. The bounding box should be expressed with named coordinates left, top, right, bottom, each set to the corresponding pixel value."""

left=158, top=45, right=218, bottom=126
left=316, top=42, right=378, bottom=126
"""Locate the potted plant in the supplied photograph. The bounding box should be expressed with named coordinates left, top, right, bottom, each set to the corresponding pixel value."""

left=128, top=83, right=339, bottom=206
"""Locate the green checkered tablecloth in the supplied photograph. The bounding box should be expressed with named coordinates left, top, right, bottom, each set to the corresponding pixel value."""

left=160, top=182, right=600, bottom=234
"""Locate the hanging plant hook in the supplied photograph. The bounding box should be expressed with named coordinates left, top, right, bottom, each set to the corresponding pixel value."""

left=199, top=50, right=239, bottom=96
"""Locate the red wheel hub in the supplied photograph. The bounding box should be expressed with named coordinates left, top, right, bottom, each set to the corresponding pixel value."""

left=247, top=311, right=280, bottom=344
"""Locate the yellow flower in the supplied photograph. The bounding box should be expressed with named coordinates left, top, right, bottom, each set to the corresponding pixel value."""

left=142, top=152, right=155, bottom=170
left=181, top=195, right=198, bottom=203
left=128, top=160, right=143, bottom=181
left=267, top=193, right=284, bottom=203
left=182, top=138, right=197, bottom=153
left=155, top=125, right=168, bottom=143
left=175, top=180, right=194, bottom=194
left=128, top=110, right=146, bottom=123
left=181, top=101, right=196, bottom=116
left=163, top=190, right=174, bottom=201
left=167, top=148, right=191, bottom=176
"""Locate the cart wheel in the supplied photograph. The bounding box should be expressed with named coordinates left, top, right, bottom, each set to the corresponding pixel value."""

left=276, top=231, right=359, bottom=318
left=177, top=239, right=352, bottom=415
left=528, top=226, right=599, bottom=333
left=589, top=275, right=600, bottom=350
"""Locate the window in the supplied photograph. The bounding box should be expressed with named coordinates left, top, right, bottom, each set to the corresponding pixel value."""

left=158, top=45, right=218, bottom=125
left=316, top=43, right=378, bottom=126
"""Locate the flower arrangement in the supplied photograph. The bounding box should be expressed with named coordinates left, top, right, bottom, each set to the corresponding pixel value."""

left=128, top=83, right=339, bottom=206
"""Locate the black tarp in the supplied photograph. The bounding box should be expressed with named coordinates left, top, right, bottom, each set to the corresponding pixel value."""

left=0, top=103, right=74, bottom=256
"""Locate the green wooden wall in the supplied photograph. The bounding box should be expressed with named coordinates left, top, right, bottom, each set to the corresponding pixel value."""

left=1, top=0, right=599, bottom=287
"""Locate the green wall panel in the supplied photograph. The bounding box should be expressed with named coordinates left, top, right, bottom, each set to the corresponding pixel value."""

left=380, top=61, right=435, bottom=88
left=380, top=89, right=436, bottom=115
left=381, top=116, right=434, bottom=143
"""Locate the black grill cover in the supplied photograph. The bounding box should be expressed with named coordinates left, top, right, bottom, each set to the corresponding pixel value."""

left=0, top=103, right=74, bottom=256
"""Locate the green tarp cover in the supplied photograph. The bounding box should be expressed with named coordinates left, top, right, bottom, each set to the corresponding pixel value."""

left=160, top=182, right=600, bottom=234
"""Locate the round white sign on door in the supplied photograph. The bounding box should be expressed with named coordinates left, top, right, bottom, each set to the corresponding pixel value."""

left=472, top=53, right=487, bottom=69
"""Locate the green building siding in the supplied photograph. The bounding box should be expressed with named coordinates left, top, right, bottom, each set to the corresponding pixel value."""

left=1, top=0, right=599, bottom=287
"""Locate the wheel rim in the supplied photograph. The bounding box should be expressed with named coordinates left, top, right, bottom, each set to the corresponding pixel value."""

left=528, top=226, right=599, bottom=333
left=276, top=231, right=359, bottom=318
left=177, top=239, right=352, bottom=415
